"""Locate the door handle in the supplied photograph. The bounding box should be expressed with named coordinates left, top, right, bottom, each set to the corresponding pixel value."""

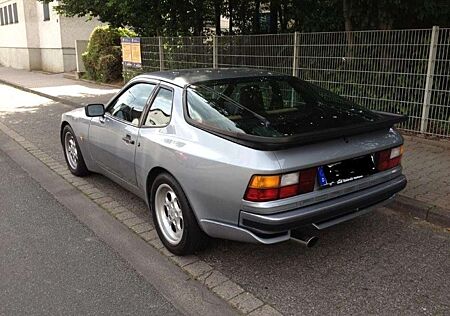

left=122, top=134, right=135, bottom=145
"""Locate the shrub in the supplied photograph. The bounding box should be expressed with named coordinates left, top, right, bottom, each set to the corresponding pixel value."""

left=82, top=26, right=136, bottom=83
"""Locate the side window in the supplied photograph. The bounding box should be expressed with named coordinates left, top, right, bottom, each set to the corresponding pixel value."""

left=143, top=88, right=173, bottom=127
left=107, top=83, right=156, bottom=126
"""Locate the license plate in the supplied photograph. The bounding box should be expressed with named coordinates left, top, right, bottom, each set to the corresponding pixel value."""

left=317, top=155, right=376, bottom=188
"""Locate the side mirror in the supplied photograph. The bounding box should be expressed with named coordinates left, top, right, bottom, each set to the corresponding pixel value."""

left=85, top=104, right=105, bottom=117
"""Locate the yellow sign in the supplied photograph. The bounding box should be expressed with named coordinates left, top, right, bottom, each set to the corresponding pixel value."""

left=121, top=37, right=142, bottom=68
left=131, top=41, right=142, bottom=64
left=122, top=41, right=132, bottom=63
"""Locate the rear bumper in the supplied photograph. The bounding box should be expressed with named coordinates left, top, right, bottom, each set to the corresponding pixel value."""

left=239, top=175, right=407, bottom=234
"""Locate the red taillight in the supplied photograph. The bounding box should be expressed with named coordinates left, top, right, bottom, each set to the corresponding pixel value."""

left=245, top=188, right=279, bottom=201
left=376, top=146, right=403, bottom=171
left=298, top=168, right=316, bottom=193
left=279, top=184, right=298, bottom=199
left=244, top=168, right=317, bottom=202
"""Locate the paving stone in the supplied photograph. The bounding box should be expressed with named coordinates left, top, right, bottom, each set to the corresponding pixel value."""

left=89, top=192, right=107, bottom=199
left=148, top=237, right=165, bottom=249
left=109, top=206, right=128, bottom=215
left=101, top=200, right=120, bottom=210
left=248, top=304, right=283, bottom=316
left=197, top=270, right=229, bottom=289
left=64, top=177, right=78, bottom=184
left=140, top=229, right=158, bottom=241
left=183, top=261, right=213, bottom=278
left=131, top=222, right=153, bottom=234
left=81, top=187, right=100, bottom=194
left=47, top=162, right=61, bottom=168
left=71, top=180, right=89, bottom=187
left=77, top=184, right=95, bottom=193
left=122, top=217, right=146, bottom=227
left=52, top=166, right=67, bottom=173
left=170, top=255, right=199, bottom=268
left=94, top=196, right=114, bottom=205
left=229, top=292, right=264, bottom=314
left=115, top=211, right=136, bottom=221
left=161, top=248, right=175, bottom=257
left=212, top=280, right=244, bottom=301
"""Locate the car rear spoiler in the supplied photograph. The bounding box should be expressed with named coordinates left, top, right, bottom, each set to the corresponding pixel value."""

left=188, top=111, right=407, bottom=151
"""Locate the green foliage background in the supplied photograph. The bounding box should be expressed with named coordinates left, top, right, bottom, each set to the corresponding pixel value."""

left=82, top=26, right=136, bottom=82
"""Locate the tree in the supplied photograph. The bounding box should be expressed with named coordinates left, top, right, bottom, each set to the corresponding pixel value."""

left=47, top=0, right=450, bottom=37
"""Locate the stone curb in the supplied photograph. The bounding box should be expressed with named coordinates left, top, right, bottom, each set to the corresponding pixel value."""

left=389, top=195, right=450, bottom=228
left=0, top=120, right=283, bottom=315
left=1, top=77, right=448, bottom=230
left=402, top=133, right=450, bottom=150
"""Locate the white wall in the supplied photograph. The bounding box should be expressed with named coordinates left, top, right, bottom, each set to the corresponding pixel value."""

left=0, top=0, right=100, bottom=72
left=59, top=15, right=102, bottom=72
left=35, top=0, right=64, bottom=72
left=0, top=0, right=34, bottom=69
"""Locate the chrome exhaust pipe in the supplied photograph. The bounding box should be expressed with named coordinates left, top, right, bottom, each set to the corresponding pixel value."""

left=290, top=230, right=319, bottom=248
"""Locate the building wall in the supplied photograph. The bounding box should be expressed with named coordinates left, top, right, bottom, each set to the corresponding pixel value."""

left=0, top=0, right=100, bottom=72
left=0, top=0, right=33, bottom=69
left=34, top=0, right=64, bottom=72
left=59, top=15, right=102, bottom=72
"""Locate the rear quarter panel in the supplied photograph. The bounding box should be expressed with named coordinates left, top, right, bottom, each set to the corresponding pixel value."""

left=135, top=86, right=281, bottom=225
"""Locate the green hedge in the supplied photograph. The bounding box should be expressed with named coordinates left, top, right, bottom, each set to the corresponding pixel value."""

left=82, top=26, right=136, bottom=83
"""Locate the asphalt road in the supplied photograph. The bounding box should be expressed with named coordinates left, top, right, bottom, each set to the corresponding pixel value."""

left=0, top=146, right=180, bottom=315
left=1, top=84, right=449, bottom=315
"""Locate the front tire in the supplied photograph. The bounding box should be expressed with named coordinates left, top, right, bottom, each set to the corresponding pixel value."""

left=151, top=173, right=208, bottom=255
left=62, top=125, right=89, bottom=177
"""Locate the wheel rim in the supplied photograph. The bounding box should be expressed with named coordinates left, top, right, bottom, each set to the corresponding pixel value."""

left=64, top=132, right=78, bottom=170
left=155, top=184, right=184, bottom=245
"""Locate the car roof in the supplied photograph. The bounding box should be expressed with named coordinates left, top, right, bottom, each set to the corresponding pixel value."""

left=136, top=68, right=284, bottom=87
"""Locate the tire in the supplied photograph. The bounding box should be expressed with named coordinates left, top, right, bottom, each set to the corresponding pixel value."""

left=151, top=173, right=208, bottom=255
left=62, top=125, right=89, bottom=177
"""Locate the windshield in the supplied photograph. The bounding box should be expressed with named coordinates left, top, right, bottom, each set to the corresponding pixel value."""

left=186, top=76, right=381, bottom=138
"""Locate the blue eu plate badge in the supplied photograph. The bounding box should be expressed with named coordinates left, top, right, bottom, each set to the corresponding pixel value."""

left=317, top=166, right=328, bottom=188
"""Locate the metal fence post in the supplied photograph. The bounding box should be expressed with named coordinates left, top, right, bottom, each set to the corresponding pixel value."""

left=213, top=35, right=218, bottom=68
left=158, top=36, right=164, bottom=71
left=292, top=32, right=299, bottom=77
left=420, top=26, right=439, bottom=133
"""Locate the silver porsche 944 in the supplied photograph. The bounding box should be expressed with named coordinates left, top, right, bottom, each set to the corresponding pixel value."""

left=61, top=68, right=407, bottom=255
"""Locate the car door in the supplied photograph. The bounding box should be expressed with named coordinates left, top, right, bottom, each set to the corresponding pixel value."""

left=89, top=82, right=157, bottom=185
left=135, top=85, right=175, bottom=188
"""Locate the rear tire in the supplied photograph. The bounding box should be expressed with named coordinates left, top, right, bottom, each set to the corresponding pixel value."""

left=62, top=125, right=89, bottom=177
left=151, top=173, right=208, bottom=255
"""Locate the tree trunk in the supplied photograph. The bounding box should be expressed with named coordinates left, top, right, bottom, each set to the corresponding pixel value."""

left=343, top=0, right=354, bottom=53
left=279, top=2, right=286, bottom=32
left=252, top=0, right=260, bottom=34
left=343, top=0, right=353, bottom=33
left=269, top=0, right=278, bottom=33
left=229, top=0, right=233, bottom=34
left=214, top=0, right=222, bottom=35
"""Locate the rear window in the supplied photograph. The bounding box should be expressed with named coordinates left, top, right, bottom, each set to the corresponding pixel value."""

left=186, top=76, right=380, bottom=138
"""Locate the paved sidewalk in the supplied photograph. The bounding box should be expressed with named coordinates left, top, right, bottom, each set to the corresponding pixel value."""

left=0, top=67, right=118, bottom=105
left=1, top=66, right=449, bottom=226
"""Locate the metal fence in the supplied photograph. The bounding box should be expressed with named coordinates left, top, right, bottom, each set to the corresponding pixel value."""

left=126, top=27, right=450, bottom=138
